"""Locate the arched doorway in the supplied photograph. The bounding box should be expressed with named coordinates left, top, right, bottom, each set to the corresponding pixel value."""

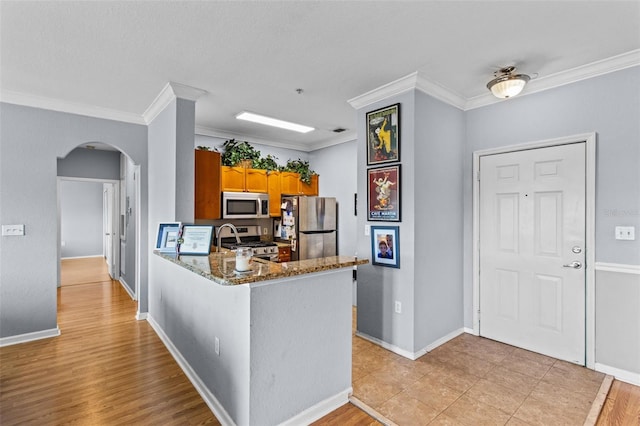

left=57, top=143, right=141, bottom=311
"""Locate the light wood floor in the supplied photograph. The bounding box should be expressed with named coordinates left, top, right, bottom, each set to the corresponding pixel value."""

left=1, top=258, right=638, bottom=425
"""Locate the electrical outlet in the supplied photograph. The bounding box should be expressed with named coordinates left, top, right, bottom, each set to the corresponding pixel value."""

left=214, top=337, right=220, bottom=355
left=2, top=224, right=25, bottom=236
left=263, top=227, right=268, bottom=235
left=365, top=225, right=370, bottom=236
left=395, top=301, right=402, bottom=314
left=615, top=226, right=635, bottom=240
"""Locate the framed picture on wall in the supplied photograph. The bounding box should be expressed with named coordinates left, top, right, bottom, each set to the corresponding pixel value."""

left=371, top=226, right=400, bottom=268
left=155, top=222, right=181, bottom=252
left=366, top=103, right=400, bottom=165
left=367, top=165, right=401, bottom=222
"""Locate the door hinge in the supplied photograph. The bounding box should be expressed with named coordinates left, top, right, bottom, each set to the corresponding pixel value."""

left=476, top=171, right=480, bottom=181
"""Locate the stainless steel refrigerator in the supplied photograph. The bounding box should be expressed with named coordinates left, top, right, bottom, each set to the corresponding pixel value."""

left=280, top=196, right=337, bottom=261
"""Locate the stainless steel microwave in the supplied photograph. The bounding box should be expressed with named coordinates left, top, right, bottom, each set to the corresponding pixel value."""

left=222, top=192, right=270, bottom=219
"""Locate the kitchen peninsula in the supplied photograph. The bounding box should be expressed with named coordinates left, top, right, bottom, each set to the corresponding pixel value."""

left=149, top=251, right=366, bottom=425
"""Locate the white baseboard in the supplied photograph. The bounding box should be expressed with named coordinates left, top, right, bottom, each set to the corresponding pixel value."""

left=135, top=311, right=148, bottom=321
left=355, top=328, right=464, bottom=360
left=463, top=327, right=476, bottom=335
left=0, top=327, right=61, bottom=347
left=147, top=315, right=235, bottom=426
left=61, top=255, right=103, bottom=260
left=118, top=278, right=136, bottom=300
left=595, top=363, right=640, bottom=386
left=279, top=388, right=352, bottom=426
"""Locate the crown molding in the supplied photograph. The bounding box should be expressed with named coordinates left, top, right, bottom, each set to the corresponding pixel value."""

left=142, top=82, right=208, bottom=124
left=414, top=73, right=467, bottom=110
left=348, top=72, right=419, bottom=110
left=465, top=49, right=640, bottom=110
left=0, top=90, right=146, bottom=125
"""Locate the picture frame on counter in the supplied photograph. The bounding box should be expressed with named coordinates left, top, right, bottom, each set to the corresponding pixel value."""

left=178, top=225, right=214, bottom=255
left=155, top=222, right=181, bottom=252
left=367, top=164, right=401, bottom=222
left=371, top=225, right=400, bottom=268
left=366, top=103, right=400, bottom=165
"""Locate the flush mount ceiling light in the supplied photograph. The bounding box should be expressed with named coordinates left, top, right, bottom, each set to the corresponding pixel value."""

left=236, top=111, right=314, bottom=134
left=486, top=66, right=531, bottom=99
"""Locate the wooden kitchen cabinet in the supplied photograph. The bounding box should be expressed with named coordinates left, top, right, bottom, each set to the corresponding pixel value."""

left=267, top=171, right=282, bottom=217
left=245, top=168, right=268, bottom=192
left=280, top=172, right=300, bottom=195
left=280, top=172, right=319, bottom=196
left=278, top=245, right=291, bottom=262
left=299, top=174, right=319, bottom=195
left=195, top=150, right=222, bottom=220
left=221, top=166, right=268, bottom=193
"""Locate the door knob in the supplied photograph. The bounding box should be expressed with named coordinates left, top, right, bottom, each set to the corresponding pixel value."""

left=563, top=261, right=582, bottom=269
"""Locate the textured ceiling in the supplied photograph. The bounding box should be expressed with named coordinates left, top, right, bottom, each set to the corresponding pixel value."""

left=1, top=1, right=639, bottom=151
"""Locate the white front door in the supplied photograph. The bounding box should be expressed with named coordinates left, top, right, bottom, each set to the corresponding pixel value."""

left=479, top=142, right=586, bottom=364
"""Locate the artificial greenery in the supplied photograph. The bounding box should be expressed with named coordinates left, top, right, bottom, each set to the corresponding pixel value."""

left=221, top=139, right=261, bottom=166
left=220, top=140, right=315, bottom=183
left=196, top=145, right=212, bottom=151
left=283, top=159, right=315, bottom=184
left=252, top=154, right=281, bottom=172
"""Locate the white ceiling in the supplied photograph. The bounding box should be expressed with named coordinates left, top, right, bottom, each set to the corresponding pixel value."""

left=1, top=1, right=639, bottom=151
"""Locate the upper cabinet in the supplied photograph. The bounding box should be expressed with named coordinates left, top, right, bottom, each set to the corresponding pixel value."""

left=281, top=172, right=319, bottom=196
left=221, top=166, right=268, bottom=193
left=195, top=150, right=222, bottom=220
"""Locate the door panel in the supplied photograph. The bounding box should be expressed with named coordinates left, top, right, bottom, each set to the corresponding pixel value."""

left=480, top=143, right=586, bottom=364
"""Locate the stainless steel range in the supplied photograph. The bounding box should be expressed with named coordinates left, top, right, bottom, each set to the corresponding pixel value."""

left=217, top=225, right=278, bottom=261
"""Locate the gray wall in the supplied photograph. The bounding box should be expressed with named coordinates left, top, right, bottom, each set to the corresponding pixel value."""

left=413, top=91, right=465, bottom=350
left=59, top=180, right=104, bottom=258
left=356, top=92, right=417, bottom=353
left=0, top=102, right=147, bottom=339
left=57, top=147, right=120, bottom=180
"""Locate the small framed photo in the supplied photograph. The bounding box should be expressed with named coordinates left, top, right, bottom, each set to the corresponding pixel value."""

left=366, top=103, right=400, bottom=165
left=367, top=165, right=401, bottom=222
left=155, top=222, right=181, bottom=252
left=371, top=226, right=400, bottom=268
left=178, top=225, right=214, bottom=255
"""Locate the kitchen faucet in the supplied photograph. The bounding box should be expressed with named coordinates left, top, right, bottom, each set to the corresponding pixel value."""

left=216, top=223, right=241, bottom=252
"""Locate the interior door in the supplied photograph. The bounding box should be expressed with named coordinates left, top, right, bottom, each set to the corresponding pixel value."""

left=104, top=183, right=119, bottom=280
left=479, top=143, right=586, bottom=364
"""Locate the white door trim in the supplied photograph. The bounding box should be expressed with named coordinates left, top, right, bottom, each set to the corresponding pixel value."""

left=472, top=132, right=596, bottom=368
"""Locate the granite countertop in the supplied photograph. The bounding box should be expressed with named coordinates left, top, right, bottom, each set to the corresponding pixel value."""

left=154, top=250, right=367, bottom=286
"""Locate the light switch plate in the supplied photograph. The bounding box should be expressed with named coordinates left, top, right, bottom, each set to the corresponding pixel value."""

left=364, top=225, right=370, bottom=236
left=2, top=224, right=25, bottom=236
left=615, top=226, right=635, bottom=240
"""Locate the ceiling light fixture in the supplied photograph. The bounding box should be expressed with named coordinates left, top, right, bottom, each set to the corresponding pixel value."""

left=486, top=66, right=530, bottom=99
left=236, top=111, right=314, bottom=134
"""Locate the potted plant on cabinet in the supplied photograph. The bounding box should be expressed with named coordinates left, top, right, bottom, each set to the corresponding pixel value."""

left=221, top=139, right=261, bottom=167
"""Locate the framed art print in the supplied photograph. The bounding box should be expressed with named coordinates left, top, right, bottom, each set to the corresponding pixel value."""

left=178, top=225, right=214, bottom=255
left=371, top=226, right=400, bottom=268
left=155, top=222, right=181, bottom=252
left=367, top=165, right=401, bottom=222
left=366, top=103, right=400, bottom=165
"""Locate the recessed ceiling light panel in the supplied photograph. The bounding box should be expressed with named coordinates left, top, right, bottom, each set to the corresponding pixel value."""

left=236, top=111, right=314, bottom=134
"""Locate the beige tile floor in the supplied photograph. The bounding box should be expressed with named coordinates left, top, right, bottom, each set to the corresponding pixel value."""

left=351, top=310, right=606, bottom=425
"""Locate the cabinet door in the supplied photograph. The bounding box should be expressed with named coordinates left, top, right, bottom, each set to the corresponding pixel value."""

left=267, top=171, right=282, bottom=216
left=281, top=172, right=300, bottom=195
left=245, top=168, right=268, bottom=193
left=299, top=174, right=319, bottom=196
left=195, top=150, right=221, bottom=219
left=221, top=166, right=246, bottom=192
